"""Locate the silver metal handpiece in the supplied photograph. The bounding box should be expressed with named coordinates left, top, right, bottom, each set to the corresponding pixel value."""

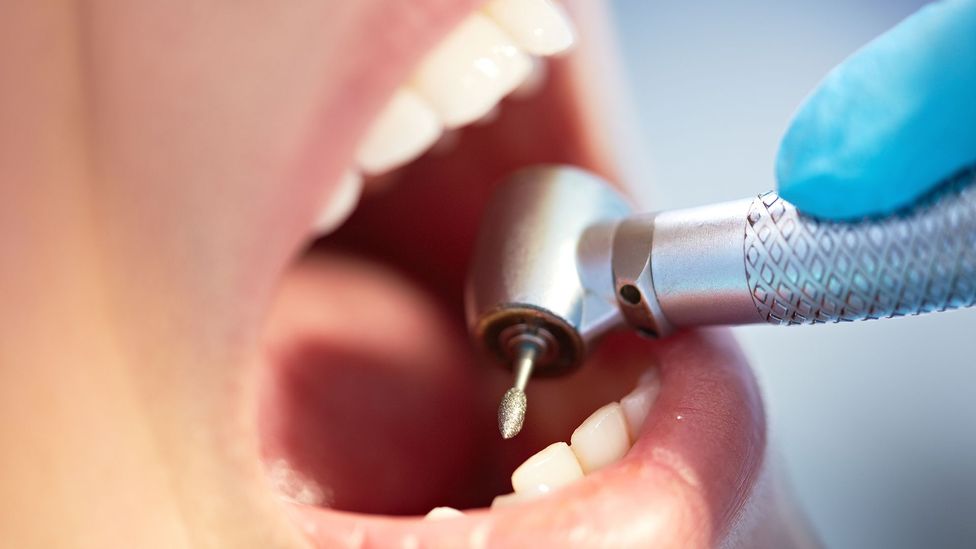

left=467, top=164, right=976, bottom=438
left=617, top=166, right=976, bottom=336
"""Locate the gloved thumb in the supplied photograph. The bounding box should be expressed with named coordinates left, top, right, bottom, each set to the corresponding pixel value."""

left=776, top=0, right=976, bottom=220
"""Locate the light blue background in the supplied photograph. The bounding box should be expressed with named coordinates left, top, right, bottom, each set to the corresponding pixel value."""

left=609, top=2, right=976, bottom=548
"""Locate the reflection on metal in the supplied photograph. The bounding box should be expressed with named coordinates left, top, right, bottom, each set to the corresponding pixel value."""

left=467, top=164, right=976, bottom=438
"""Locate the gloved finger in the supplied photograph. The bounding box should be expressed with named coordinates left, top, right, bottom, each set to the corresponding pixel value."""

left=776, top=0, right=976, bottom=220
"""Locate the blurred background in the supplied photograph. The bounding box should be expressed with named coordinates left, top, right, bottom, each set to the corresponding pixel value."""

left=608, top=1, right=976, bottom=548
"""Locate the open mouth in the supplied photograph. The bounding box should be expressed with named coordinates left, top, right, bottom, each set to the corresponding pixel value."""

left=256, top=1, right=767, bottom=546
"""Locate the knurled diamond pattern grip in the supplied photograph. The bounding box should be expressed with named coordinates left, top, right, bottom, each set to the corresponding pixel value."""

left=743, top=167, right=976, bottom=325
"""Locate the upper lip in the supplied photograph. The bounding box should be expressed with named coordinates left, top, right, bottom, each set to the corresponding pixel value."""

left=260, top=2, right=769, bottom=547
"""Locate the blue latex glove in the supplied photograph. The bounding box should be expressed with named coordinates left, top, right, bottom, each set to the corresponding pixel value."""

left=776, top=0, right=976, bottom=220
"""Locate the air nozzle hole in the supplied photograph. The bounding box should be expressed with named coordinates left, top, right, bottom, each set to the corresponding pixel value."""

left=620, top=284, right=642, bottom=305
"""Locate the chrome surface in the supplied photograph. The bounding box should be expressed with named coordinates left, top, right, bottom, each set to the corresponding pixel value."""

left=467, top=164, right=976, bottom=382
left=743, top=166, right=976, bottom=324
left=466, top=165, right=632, bottom=375
left=639, top=198, right=762, bottom=330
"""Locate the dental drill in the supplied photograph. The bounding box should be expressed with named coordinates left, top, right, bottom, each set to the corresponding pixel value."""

left=464, top=165, right=976, bottom=439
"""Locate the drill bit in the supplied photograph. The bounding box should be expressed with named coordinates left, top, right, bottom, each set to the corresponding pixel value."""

left=498, top=342, right=539, bottom=439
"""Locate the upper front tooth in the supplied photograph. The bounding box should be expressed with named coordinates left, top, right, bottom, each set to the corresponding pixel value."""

left=313, top=169, right=362, bottom=236
left=511, top=441, right=584, bottom=496
left=569, top=402, right=631, bottom=474
left=484, top=0, right=575, bottom=56
left=356, top=89, right=442, bottom=176
left=511, top=57, right=547, bottom=99
left=412, top=13, right=532, bottom=128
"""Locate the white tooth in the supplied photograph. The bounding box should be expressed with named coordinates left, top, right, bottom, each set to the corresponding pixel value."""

left=620, top=370, right=661, bottom=442
left=472, top=104, right=501, bottom=127
left=412, top=14, right=532, bottom=128
left=313, top=169, right=362, bottom=235
left=356, top=89, right=442, bottom=176
left=569, top=402, right=630, bottom=474
left=511, top=441, right=584, bottom=496
left=491, top=491, right=539, bottom=509
left=484, top=0, right=575, bottom=56
left=424, top=506, right=465, bottom=520
left=511, top=56, right=547, bottom=99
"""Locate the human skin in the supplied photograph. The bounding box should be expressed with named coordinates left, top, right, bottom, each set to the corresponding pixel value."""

left=0, top=1, right=815, bottom=547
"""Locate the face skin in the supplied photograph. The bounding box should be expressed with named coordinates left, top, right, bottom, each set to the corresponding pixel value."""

left=0, top=1, right=818, bottom=547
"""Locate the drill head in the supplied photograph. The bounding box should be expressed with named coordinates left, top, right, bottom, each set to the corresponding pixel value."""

left=497, top=342, right=539, bottom=439
left=498, top=388, right=527, bottom=439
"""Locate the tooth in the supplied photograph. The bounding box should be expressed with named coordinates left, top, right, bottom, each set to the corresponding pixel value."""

left=412, top=14, right=532, bottom=128
left=491, top=491, right=539, bottom=509
left=619, top=370, right=661, bottom=441
left=356, top=89, right=442, bottom=176
left=472, top=104, right=501, bottom=127
left=424, top=506, right=465, bottom=520
left=313, top=169, right=362, bottom=235
left=569, top=402, right=631, bottom=474
left=484, top=0, right=575, bottom=56
left=511, top=441, right=584, bottom=496
left=511, top=56, right=547, bottom=99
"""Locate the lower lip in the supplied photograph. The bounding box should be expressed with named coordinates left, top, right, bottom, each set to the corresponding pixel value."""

left=282, top=329, right=765, bottom=548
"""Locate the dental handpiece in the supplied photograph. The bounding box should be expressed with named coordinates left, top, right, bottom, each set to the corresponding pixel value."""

left=465, top=164, right=976, bottom=438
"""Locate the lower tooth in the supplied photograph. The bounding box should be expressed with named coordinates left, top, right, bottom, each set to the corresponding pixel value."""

left=620, top=370, right=661, bottom=441
left=511, top=441, right=584, bottom=496
left=493, top=371, right=662, bottom=509
left=491, top=491, right=539, bottom=509
left=569, top=402, right=631, bottom=474
left=424, top=506, right=465, bottom=520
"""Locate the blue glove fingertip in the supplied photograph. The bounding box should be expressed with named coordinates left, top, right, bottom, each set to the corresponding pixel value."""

left=777, top=0, right=976, bottom=220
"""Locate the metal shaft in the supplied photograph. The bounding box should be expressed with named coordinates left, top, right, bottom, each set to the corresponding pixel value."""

left=512, top=343, right=537, bottom=391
